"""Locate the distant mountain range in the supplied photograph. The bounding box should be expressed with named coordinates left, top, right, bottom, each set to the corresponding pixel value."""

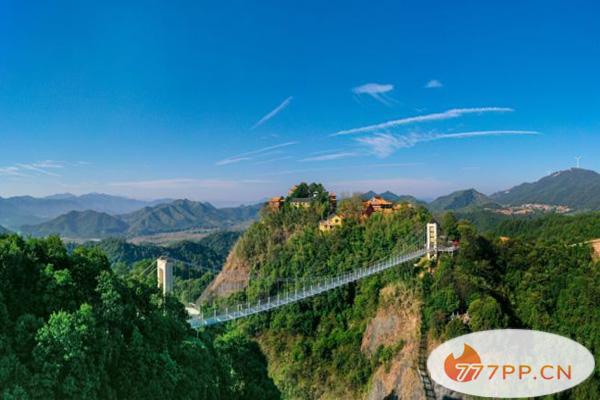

left=6, top=168, right=600, bottom=239
left=361, top=191, right=425, bottom=205
left=0, top=193, right=171, bottom=229
left=363, top=168, right=600, bottom=213
left=21, top=200, right=262, bottom=239
left=490, top=168, right=600, bottom=210
left=0, top=225, right=9, bottom=234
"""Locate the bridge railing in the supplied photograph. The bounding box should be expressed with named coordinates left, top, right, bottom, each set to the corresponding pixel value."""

left=188, top=244, right=457, bottom=329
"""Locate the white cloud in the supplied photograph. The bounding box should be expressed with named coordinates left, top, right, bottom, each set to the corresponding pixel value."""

left=253, top=156, right=293, bottom=165
left=331, top=107, right=514, bottom=136
left=352, top=83, right=394, bottom=105
left=17, top=163, right=61, bottom=177
left=356, top=130, right=539, bottom=158
left=251, top=96, right=293, bottom=130
left=32, top=160, right=65, bottom=169
left=0, top=166, right=28, bottom=177
left=216, top=141, right=298, bottom=166
left=0, top=160, right=67, bottom=178
left=300, top=151, right=361, bottom=162
left=425, top=79, right=443, bottom=88
left=215, top=156, right=252, bottom=166
left=355, top=134, right=415, bottom=157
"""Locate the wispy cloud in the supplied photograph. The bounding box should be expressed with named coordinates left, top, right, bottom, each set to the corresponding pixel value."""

left=259, top=162, right=422, bottom=177
left=216, top=141, right=298, bottom=166
left=216, top=156, right=252, bottom=166
left=356, top=130, right=540, bottom=157
left=252, top=156, right=293, bottom=165
left=352, top=83, right=394, bottom=105
left=0, top=160, right=66, bottom=178
left=300, top=151, right=361, bottom=162
left=331, top=107, right=513, bottom=136
left=17, top=163, right=61, bottom=177
left=425, top=79, right=443, bottom=89
left=0, top=166, right=28, bottom=177
left=251, top=96, right=293, bottom=130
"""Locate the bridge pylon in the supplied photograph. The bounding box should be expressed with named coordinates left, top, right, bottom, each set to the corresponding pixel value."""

left=426, top=223, right=438, bottom=260
left=157, top=257, right=173, bottom=295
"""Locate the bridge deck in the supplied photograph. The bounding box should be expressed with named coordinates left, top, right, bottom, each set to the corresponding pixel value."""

left=189, top=246, right=456, bottom=328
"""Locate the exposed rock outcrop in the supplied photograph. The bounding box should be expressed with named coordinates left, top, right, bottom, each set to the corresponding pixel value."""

left=199, top=241, right=250, bottom=302
left=362, top=284, right=425, bottom=400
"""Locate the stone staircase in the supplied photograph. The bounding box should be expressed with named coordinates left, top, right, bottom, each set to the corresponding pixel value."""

left=417, top=321, right=436, bottom=400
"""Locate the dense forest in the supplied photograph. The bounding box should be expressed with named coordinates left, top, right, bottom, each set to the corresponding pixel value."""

left=0, top=233, right=280, bottom=399
left=1, top=184, right=598, bottom=399
left=426, top=214, right=600, bottom=398
left=454, top=209, right=600, bottom=243
left=490, top=211, right=600, bottom=242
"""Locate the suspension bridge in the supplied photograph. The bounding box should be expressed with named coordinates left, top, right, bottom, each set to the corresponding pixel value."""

left=152, top=223, right=456, bottom=328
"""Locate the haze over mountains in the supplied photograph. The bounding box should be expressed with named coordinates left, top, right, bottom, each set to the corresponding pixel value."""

left=0, top=193, right=171, bottom=229
left=3, top=168, right=599, bottom=240
left=20, top=200, right=262, bottom=239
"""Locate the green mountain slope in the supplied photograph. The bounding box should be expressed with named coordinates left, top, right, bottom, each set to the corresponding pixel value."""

left=21, top=200, right=261, bottom=239
left=21, top=210, right=129, bottom=238
left=0, top=234, right=279, bottom=399
left=428, top=188, right=498, bottom=211
left=204, top=188, right=432, bottom=398
left=122, top=200, right=260, bottom=236
left=491, top=168, right=600, bottom=210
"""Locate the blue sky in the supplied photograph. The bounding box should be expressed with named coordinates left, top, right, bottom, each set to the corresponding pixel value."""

left=1, top=1, right=599, bottom=204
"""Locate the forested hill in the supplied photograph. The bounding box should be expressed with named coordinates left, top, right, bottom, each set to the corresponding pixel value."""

left=204, top=183, right=599, bottom=399
left=205, top=185, right=436, bottom=398
left=0, top=225, right=9, bottom=234
left=428, top=188, right=498, bottom=211
left=0, top=234, right=280, bottom=399
left=491, top=168, right=600, bottom=210
left=21, top=210, right=129, bottom=238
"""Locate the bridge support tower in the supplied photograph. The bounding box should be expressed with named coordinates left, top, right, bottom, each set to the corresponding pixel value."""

left=426, top=223, right=438, bottom=260
left=157, top=257, right=173, bottom=295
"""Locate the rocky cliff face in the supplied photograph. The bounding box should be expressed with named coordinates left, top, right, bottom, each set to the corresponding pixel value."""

left=361, top=284, right=425, bottom=400
left=199, top=241, right=250, bottom=302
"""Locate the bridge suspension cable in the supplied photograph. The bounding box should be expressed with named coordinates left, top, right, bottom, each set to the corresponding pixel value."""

left=188, top=228, right=455, bottom=328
